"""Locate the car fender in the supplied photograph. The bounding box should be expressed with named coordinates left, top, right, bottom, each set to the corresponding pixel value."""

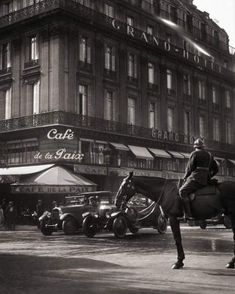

left=82, top=212, right=98, bottom=219
left=60, top=213, right=76, bottom=221
left=108, top=211, right=130, bottom=227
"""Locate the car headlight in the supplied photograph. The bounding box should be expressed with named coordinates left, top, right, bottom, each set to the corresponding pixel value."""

left=105, top=211, right=111, bottom=218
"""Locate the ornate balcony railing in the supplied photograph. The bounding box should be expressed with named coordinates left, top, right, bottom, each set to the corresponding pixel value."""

left=0, top=111, right=234, bottom=154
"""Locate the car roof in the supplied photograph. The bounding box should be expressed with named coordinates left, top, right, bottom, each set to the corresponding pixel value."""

left=65, top=191, right=113, bottom=199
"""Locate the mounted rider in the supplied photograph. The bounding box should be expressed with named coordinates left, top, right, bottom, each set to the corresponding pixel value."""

left=179, top=138, right=219, bottom=220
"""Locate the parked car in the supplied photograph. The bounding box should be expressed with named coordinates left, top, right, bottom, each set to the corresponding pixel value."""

left=39, top=191, right=114, bottom=236
left=198, top=213, right=232, bottom=229
left=82, top=193, right=168, bottom=238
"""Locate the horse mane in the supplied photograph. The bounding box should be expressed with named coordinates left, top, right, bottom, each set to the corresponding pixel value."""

left=132, top=176, right=167, bottom=195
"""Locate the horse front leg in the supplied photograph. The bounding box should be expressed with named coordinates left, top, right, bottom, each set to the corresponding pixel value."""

left=226, top=214, right=235, bottom=269
left=169, top=216, right=185, bottom=269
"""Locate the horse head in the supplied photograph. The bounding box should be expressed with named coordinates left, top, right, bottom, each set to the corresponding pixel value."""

left=115, top=171, right=136, bottom=210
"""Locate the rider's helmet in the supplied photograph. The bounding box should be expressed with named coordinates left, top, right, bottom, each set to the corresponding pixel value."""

left=193, top=138, right=205, bottom=149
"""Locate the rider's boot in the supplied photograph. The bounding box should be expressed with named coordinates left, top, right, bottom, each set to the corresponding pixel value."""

left=182, top=198, right=194, bottom=220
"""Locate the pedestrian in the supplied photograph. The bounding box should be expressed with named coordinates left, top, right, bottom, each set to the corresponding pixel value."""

left=179, top=138, right=219, bottom=219
left=0, top=204, right=4, bottom=229
left=35, top=199, right=45, bottom=218
left=5, top=201, right=17, bottom=230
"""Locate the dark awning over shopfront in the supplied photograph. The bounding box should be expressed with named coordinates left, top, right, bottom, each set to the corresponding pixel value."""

left=11, top=166, right=97, bottom=194
left=148, top=148, right=171, bottom=158
left=110, top=142, right=129, bottom=151
left=128, top=145, right=154, bottom=160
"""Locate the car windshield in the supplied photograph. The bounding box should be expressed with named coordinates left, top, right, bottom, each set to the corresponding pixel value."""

left=65, top=192, right=114, bottom=206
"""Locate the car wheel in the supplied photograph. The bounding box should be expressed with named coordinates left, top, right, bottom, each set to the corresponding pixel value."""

left=223, top=215, right=232, bottom=229
left=40, top=222, right=53, bottom=236
left=129, top=226, right=139, bottom=234
left=62, top=217, right=77, bottom=235
left=83, top=216, right=98, bottom=238
left=199, top=220, right=207, bottom=230
left=113, top=216, right=127, bottom=238
left=157, top=214, right=168, bottom=234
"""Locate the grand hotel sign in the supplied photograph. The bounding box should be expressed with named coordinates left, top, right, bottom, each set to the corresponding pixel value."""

left=109, top=18, right=221, bottom=73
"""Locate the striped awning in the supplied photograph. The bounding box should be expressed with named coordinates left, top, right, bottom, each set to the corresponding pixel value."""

left=167, top=151, right=185, bottom=159
left=110, top=142, right=129, bottom=151
left=128, top=145, right=154, bottom=160
left=148, top=148, right=171, bottom=158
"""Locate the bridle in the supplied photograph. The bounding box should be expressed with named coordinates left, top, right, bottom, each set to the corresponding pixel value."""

left=120, top=177, right=168, bottom=215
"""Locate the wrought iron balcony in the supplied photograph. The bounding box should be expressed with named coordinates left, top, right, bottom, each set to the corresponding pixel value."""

left=0, top=111, right=234, bottom=154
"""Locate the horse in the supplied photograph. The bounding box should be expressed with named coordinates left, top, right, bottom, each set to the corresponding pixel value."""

left=115, top=172, right=235, bottom=270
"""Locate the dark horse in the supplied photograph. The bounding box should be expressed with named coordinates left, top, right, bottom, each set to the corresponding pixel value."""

left=115, top=172, right=235, bottom=269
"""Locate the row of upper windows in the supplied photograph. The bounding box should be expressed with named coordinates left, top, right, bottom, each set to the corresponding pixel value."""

left=0, top=0, right=229, bottom=56
left=1, top=83, right=233, bottom=145
left=0, top=37, right=233, bottom=109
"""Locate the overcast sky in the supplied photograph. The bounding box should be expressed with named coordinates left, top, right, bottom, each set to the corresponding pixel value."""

left=194, top=0, right=235, bottom=48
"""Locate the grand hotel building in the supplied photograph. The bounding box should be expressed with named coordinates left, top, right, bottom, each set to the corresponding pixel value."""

left=0, top=0, right=235, bottom=203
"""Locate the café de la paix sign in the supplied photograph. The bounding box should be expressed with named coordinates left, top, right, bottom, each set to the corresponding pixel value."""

left=34, top=128, right=84, bottom=161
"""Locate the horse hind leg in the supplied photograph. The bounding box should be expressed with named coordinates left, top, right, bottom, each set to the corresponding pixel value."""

left=226, top=214, right=235, bottom=269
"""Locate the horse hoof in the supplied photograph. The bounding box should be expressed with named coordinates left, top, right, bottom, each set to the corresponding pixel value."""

left=226, top=262, right=234, bottom=269
left=171, top=261, right=184, bottom=269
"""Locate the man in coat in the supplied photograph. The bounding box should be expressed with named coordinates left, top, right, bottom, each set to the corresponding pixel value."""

left=179, top=138, right=219, bottom=219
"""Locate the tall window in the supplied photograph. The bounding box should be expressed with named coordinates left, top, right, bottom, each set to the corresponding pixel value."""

left=147, top=25, right=153, bottom=35
left=77, top=0, right=92, bottom=7
left=0, top=42, right=11, bottom=69
left=226, top=120, right=232, bottom=144
left=167, top=69, right=172, bottom=89
left=105, top=45, right=115, bottom=71
left=104, top=3, right=114, bottom=17
left=128, top=97, right=136, bottom=125
left=212, top=86, right=218, bottom=104
left=225, top=90, right=231, bottom=108
left=30, top=35, right=39, bottom=61
left=148, top=62, right=154, bottom=84
left=127, top=16, right=134, bottom=26
left=199, top=115, right=205, bottom=138
left=2, top=3, right=10, bottom=15
left=184, top=111, right=190, bottom=135
left=104, top=90, right=114, bottom=121
left=149, top=102, right=155, bottom=129
left=198, top=80, right=206, bottom=100
left=183, top=74, right=191, bottom=95
left=77, top=85, right=88, bottom=115
left=33, top=80, right=40, bottom=114
left=79, top=37, right=91, bottom=63
left=167, top=107, right=174, bottom=132
left=5, top=87, right=12, bottom=120
left=212, top=117, right=220, bottom=141
left=128, top=53, right=137, bottom=78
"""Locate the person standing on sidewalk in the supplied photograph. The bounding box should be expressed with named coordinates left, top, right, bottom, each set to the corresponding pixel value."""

left=5, top=201, right=17, bottom=230
left=0, top=204, right=4, bottom=229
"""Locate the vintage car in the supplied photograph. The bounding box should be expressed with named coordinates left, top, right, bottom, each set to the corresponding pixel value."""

left=198, top=213, right=232, bottom=229
left=82, top=194, right=168, bottom=238
left=39, top=191, right=114, bottom=236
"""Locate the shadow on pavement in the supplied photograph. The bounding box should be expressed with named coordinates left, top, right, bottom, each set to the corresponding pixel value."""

left=0, top=254, right=182, bottom=294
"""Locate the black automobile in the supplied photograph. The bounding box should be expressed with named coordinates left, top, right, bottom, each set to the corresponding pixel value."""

left=82, top=193, right=168, bottom=238
left=39, top=191, right=114, bottom=236
left=198, top=213, right=232, bottom=229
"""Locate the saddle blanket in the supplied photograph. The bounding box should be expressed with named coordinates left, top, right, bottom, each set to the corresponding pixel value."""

left=189, top=185, right=222, bottom=219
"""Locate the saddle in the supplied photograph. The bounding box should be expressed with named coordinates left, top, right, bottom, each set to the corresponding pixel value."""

left=189, top=184, right=223, bottom=220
